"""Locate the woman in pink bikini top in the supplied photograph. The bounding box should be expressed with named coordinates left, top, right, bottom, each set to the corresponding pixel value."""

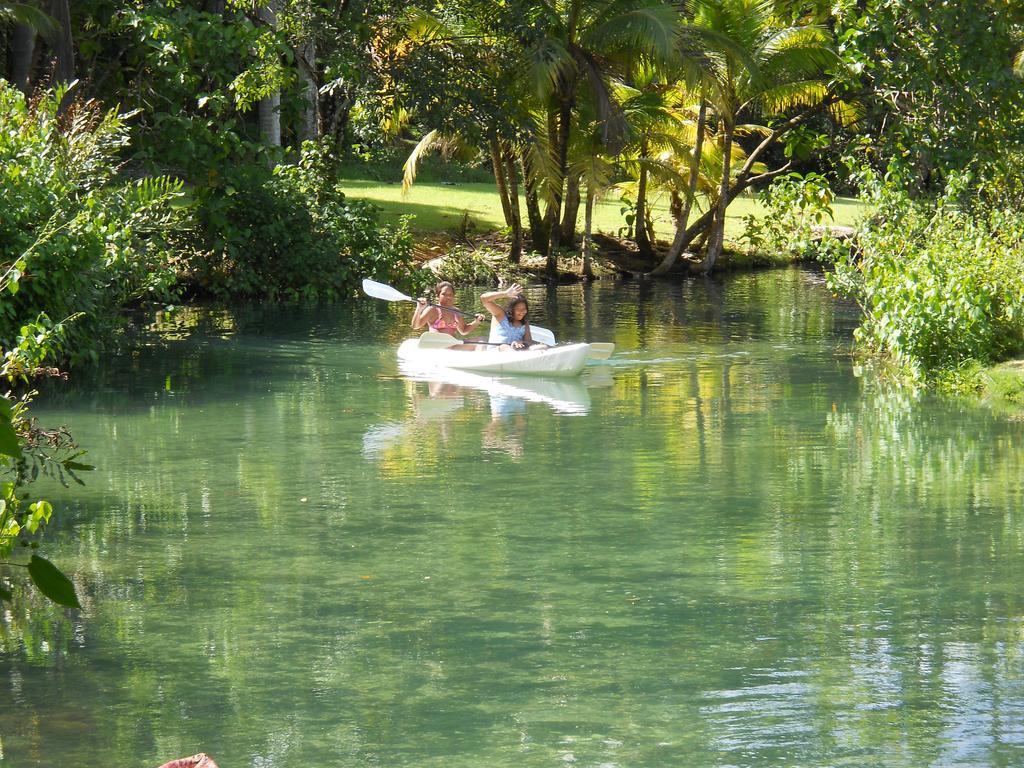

left=410, top=280, right=485, bottom=337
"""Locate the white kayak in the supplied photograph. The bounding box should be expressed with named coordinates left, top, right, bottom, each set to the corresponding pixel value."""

left=397, top=337, right=592, bottom=377
left=398, top=360, right=591, bottom=415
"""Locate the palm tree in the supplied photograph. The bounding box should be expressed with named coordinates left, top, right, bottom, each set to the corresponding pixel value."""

left=612, top=74, right=699, bottom=259
left=684, top=0, right=838, bottom=273
left=519, top=0, right=680, bottom=275
left=647, top=0, right=839, bottom=274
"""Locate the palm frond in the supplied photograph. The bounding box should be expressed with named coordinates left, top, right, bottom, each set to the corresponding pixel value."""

left=757, top=80, right=828, bottom=114
left=733, top=123, right=771, bottom=137
left=757, top=43, right=836, bottom=86
left=828, top=98, right=865, bottom=128
left=0, top=2, right=58, bottom=37
left=401, top=7, right=455, bottom=44
left=584, top=4, right=681, bottom=61
left=678, top=23, right=761, bottom=81
left=573, top=46, right=629, bottom=152
left=528, top=37, right=576, bottom=100
left=402, top=129, right=439, bottom=193
left=524, top=111, right=562, bottom=207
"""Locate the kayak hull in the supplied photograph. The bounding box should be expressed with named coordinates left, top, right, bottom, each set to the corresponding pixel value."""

left=397, top=338, right=591, bottom=377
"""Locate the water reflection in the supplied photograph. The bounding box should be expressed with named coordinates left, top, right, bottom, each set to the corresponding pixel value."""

left=4, top=268, right=1024, bottom=768
left=362, top=365, right=611, bottom=462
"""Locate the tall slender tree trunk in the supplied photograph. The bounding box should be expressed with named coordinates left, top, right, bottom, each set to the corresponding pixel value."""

left=522, top=153, right=548, bottom=253
left=257, top=2, right=281, bottom=149
left=489, top=134, right=514, bottom=228
left=700, top=120, right=733, bottom=274
left=296, top=39, right=319, bottom=141
left=546, top=92, right=575, bottom=275
left=541, top=102, right=562, bottom=268
left=634, top=141, right=655, bottom=259
left=505, top=151, right=523, bottom=264
left=49, top=0, right=74, bottom=112
left=560, top=170, right=582, bottom=245
left=580, top=179, right=595, bottom=280
left=650, top=100, right=707, bottom=276
left=8, top=23, right=36, bottom=94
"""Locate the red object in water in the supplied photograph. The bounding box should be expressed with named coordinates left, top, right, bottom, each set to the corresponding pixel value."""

left=156, top=754, right=220, bottom=768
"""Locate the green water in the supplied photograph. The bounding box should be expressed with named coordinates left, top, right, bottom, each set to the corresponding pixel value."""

left=3, top=268, right=1024, bottom=767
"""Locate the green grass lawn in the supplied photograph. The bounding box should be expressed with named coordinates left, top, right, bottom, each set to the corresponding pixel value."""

left=339, top=178, right=868, bottom=241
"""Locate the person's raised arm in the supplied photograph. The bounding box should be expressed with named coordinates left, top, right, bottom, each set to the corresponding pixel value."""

left=481, top=284, right=522, bottom=320
left=410, top=298, right=436, bottom=330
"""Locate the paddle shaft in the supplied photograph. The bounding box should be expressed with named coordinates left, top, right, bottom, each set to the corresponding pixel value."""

left=418, top=331, right=541, bottom=349
left=362, top=279, right=479, bottom=319
left=416, top=299, right=479, bottom=320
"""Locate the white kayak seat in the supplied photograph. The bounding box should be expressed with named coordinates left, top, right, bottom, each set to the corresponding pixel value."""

left=489, top=317, right=557, bottom=346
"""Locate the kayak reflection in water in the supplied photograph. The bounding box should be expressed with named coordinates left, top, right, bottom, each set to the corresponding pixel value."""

left=481, top=283, right=548, bottom=351
left=411, top=280, right=486, bottom=350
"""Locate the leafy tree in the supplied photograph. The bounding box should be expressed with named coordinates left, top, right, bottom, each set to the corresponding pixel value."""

left=835, top=0, right=1024, bottom=189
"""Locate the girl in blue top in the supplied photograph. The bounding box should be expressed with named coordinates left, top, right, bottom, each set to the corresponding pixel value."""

left=481, top=284, right=543, bottom=350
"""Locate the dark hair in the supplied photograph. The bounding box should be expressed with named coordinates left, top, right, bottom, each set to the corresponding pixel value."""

left=435, top=280, right=455, bottom=295
left=505, top=295, right=529, bottom=324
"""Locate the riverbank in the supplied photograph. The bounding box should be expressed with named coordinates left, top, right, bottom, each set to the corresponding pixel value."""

left=958, top=360, right=1024, bottom=413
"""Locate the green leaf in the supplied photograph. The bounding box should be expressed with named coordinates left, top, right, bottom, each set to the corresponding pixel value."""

left=0, top=397, right=22, bottom=459
left=64, top=461, right=95, bottom=472
left=0, top=586, right=11, bottom=602
left=28, top=555, right=81, bottom=608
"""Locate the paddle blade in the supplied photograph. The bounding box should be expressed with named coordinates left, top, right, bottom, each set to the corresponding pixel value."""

left=586, top=343, right=615, bottom=361
left=417, top=331, right=462, bottom=349
left=530, top=325, right=557, bottom=346
left=363, top=278, right=413, bottom=303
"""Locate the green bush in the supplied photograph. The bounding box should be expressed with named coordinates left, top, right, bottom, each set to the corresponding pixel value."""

left=0, top=82, right=188, bottom=365
left=431, top=245, right=500, bottom=285
left=743, top=172, right=840, bottom=258
left=188, top=141, right=422, bottom=300
left=827, top=176, right=1024, bottom=378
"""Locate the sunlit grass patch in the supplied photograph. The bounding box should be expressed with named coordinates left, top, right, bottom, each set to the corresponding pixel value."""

left=338, top=178, right=869, bottom=240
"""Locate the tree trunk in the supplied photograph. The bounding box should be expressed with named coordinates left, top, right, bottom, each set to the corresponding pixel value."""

left=546, top=90, right=574, bottom=276
left=581, top=180, right=595, bottom=280
left=296, top=38, right=319, bottom=141
left=700, top=120, right=733, bottom=274
left=8, top=23, right=36, bottom=94
left=505, top=150, right=523, bottom=264
left=326, top=92, right=354, bottom=155
left=257, top=2, right=281, bottom=149
left=489, top=134, right=514, bottom=228
left=541, top=104, right=560, bottom=267
left=669, top=190, right=682, bottom=225
left=560, top=171, right=581, bottom=245
left=650, top=100, right=707, bottom=276
left=49, top=0, right=74, bottom=112
left=634, top=142, right=654, bottom=259
left=522, top=153, right=548, bottom=253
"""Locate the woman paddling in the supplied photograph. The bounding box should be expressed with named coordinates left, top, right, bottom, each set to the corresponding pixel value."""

left=481, top=284, right=546, bottom=351
left=411, top=281, right=485, bottom=338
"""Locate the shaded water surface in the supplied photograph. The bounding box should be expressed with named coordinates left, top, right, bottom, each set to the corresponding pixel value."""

left=2, top=268, right=1024, bottom=767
